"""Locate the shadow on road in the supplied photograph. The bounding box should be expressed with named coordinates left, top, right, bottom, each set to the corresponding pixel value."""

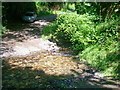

left=1, top=14, right=120, bottom=89
left=2, top=59, right=102, bottom=89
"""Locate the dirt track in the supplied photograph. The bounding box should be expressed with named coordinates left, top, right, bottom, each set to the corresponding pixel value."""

left=1, top=15, right=120, bottom=89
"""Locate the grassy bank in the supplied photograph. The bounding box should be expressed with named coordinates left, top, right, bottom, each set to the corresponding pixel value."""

left=42, top=13, right=120, bottom=79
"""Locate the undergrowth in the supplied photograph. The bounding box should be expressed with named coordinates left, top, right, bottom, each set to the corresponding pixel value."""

left=80, top=39, right=120, bottom=78
left=0, top=25, right=7, bottom=37
left=42, top=13, right=120, bottom=79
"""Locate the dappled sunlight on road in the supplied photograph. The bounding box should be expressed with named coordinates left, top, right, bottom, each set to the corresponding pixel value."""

left=2, top=14, right=120, bottom=89
left=3, top=49, right=120, bottom=88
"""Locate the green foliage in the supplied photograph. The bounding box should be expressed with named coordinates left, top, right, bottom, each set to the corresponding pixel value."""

left=75, top=2, right=120, bottom=20
left=75, top=2, right=100, bottom=16
left=36, top=2, right=50, bottom=15
left=80, top=39, right=119, bottom=78
left=0, top=25, right=7, bottom=36
left=51, top=14, right=96, bottom=50
left=80, top=17, right=120, bottom=78
left=96, top=17, right=119, bottom=44
left=36, top=2, right=64, bottom=16
left=67, top=3, right=75, bottom=11
left=42, top=13, right=119, bottom=78
left=42, top=22, right=58, bottom=40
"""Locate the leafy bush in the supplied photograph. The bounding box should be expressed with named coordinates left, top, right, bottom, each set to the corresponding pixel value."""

left=75, top=2, right=120, bottom=20
left=41, top=22, right=58, bottom=40
left=95, top=18, right=119, bottom=44
left=80, top=18, right=120, bottom=78
left=80, top=39, right=119, bottom=78
left=42, top=13, right=119, bottom=79
left=52, top=13, right=96, bottom=50
left=75, top=2, right=99, bottom=15
left=0, top=25, right=7, bottom=36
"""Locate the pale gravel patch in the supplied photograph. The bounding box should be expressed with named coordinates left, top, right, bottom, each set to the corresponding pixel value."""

left=1, top=38, right=60, bottom=57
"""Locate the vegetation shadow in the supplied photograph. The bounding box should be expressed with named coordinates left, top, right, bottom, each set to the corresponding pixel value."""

left=2, top=58, right=107, bottom=89
left=2, top=14, right=57, bottom=42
